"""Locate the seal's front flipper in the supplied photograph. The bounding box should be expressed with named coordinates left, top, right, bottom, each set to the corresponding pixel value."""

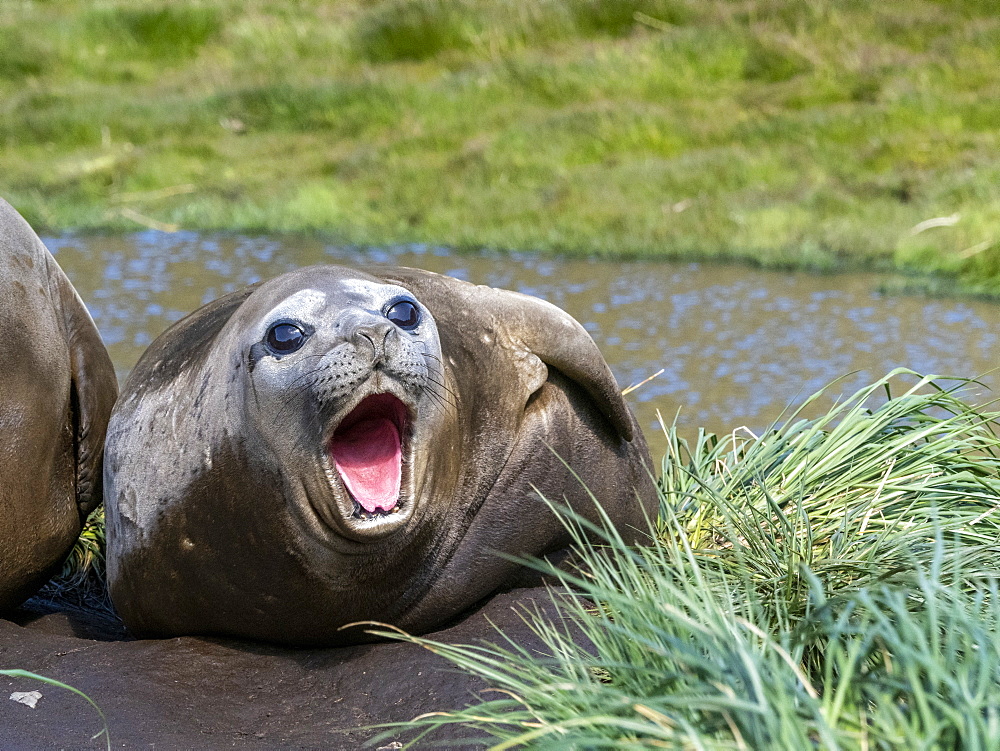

left=381, top=267, right=636, bottom=443
left=54, top=274, right=118, bottom=519
left=475, top=285, right=635, bottom=443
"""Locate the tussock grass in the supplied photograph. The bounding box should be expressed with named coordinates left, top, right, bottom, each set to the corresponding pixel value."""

left=39, top=508, right=112, bottom=613
left=84, top=6, right=223, bottom=62
left=2, top=2, right=1000, bottom=291
left=353, top=0, right=693, bottom=63
left=59, top=507, right=106, bottom=586
left=661, top=370, right=1000, bottom=635
left=372, top=370, right=1000, bottom=748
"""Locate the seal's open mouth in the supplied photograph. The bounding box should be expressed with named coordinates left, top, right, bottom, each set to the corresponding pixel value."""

left=329, top=393, right=409, bottom=519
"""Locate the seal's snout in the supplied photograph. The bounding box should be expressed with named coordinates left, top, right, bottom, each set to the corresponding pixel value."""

left=351, top=320, right=394, bottom=365
left=329, top=393, right=409, bottom=516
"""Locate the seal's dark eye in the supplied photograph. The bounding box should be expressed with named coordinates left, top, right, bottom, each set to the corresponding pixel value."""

left=265, top=322, right=306, bottom=355
left=386, top=299, right=420, bottom=330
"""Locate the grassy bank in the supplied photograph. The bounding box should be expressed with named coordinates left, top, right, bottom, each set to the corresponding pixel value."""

left=376, top=370, right=1000, bottom=748
left=2, top=1, right=1000, bottom=290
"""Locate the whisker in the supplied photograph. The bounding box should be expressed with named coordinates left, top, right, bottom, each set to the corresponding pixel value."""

left=420, top=384, right=449, bottom=411
left=258, top=342, right=458, bottom=425
left=423, top=375, right=458, bottom=410
left=425, top=374, right=457, bottom=400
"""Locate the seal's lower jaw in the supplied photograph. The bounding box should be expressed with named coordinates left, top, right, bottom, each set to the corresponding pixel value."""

left=327, top=393, right=413, bottom=539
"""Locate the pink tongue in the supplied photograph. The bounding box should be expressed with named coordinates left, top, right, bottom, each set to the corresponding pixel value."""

left=330, top=418, right=401, bottom=513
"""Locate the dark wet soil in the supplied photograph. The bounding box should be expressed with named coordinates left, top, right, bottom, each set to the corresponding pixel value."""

left=0, top=587, right=561, bottom=749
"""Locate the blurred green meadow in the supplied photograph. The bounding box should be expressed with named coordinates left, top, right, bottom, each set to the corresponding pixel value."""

left=2, top=1, right=1000, bottom=292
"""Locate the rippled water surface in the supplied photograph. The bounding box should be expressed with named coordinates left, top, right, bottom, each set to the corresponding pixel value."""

left=48, top=232, right=1000, bottom=456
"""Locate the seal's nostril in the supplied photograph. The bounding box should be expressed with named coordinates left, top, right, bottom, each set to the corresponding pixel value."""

left=356, top=331, right=379, bottom=362
left=353, top=323, right=393, bottom=362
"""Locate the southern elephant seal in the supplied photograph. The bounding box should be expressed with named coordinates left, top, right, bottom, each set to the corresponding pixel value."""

left=0, top=199, right=118, bottom=610
left=105, top=265, right=657, bottom=645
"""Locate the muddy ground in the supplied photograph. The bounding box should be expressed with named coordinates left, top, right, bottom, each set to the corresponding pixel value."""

left=0, top=587, right=563, bottom=749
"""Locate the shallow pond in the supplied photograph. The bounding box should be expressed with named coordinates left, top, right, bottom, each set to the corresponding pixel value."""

left=47, top=232, right=1000, bottom=457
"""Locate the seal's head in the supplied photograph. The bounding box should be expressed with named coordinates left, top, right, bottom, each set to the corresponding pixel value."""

left=106, top=265, right=657, bottom=645
left=232, top=271, right=447, bottom=541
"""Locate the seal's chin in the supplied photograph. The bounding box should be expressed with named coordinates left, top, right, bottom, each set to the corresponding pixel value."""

left=329, top=393, right=409, bottom=520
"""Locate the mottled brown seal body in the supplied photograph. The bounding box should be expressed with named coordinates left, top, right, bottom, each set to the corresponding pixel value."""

left=0, top=199, right=118, bottom=610
left=105, top=265, right=656, bottom=645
